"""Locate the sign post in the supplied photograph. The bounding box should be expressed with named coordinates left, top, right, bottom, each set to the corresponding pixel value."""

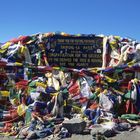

left=46, top=34, right=103, bottom=68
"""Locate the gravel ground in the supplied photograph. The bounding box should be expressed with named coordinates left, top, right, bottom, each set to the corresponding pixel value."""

left=66, top=127, right=140, bottom=140
left=1, top=127, right=140, bottom=140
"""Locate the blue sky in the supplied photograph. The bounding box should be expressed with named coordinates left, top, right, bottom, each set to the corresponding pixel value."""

left=0, top=0, right=140, bottom=42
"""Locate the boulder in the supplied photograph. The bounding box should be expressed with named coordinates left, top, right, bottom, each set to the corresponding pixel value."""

left=90, top=124, right=116, bottom=138
left=62, top=118, right=86, bottom=134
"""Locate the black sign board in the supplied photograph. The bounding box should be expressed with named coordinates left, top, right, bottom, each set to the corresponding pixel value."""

left=46, top=34, right=103, bottom=68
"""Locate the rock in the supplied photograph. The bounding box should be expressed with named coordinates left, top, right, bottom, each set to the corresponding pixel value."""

left=103, top=129, right=115, bottom=137
left=18, top=135, right=26, bottom=139
left=91, top=125, right=105, bottom=136
left=62, top=118, right=86, bottom=134
left=117, top=122, right=131, bottom=131
left=90, top=124, right=116, bottom=138
left=26, top=131, right=37, bottom=139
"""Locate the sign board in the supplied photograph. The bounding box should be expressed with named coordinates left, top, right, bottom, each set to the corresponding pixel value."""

left=46, top=34, right=103, bottom=68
